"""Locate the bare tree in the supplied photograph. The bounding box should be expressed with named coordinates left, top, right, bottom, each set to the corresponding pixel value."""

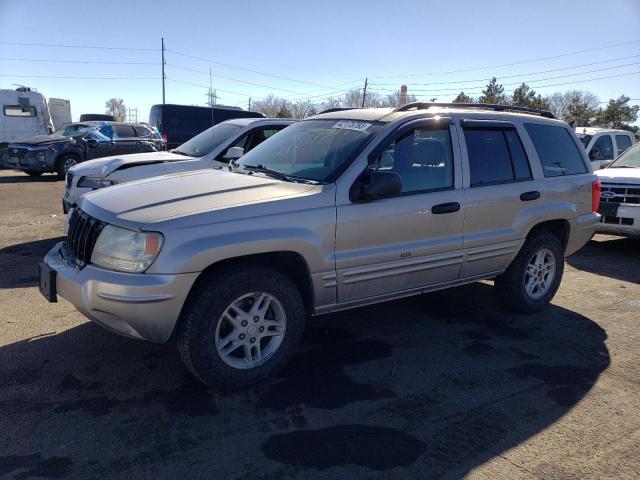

left=548, top=90, right=599, bottom=126
left=252, top=94, right=288, bottom=118
left=104, top=98, right=126, bottom=121
left=381, top=90, right=417, bottom=107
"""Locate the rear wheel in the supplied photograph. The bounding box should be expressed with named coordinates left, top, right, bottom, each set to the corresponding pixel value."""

left=55, top=155, right=78, bottom=178
left=177, top=266, right=305, bottom=390
left=495, top=229, right=564, bottom=313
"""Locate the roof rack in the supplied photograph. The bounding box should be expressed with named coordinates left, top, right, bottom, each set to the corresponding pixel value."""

left=393, top=102, right=555, bottom=119
left=318, top=107, right=362, bottom=114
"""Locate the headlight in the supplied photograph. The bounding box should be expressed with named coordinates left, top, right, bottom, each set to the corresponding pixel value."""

left=77, top=176, right=117, bottom=189
left=35, top=151, right=46, bottom=161
left=91, top=225, right=163, bottom=273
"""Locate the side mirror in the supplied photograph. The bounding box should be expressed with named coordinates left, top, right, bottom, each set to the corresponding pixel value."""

left=351, top=169, right=402, bottom=202
left=86, top=139, right=99, bottom=148
left=223, top=146, right=244, bottom=160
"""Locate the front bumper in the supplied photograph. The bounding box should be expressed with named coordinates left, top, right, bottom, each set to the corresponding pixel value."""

left=596, top=204, right=640, bottom=237
left=2, top=148, right=55, bottom=172
left=42, top=242, right=199, bottom=343
left=566, top=212, right=600, bottom=256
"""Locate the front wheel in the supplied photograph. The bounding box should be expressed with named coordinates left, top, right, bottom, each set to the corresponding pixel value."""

left=177, top=266, right=306, bottom=390
left=495, top=230, right=564, bottom=313
left=55, top=155, right=78, bottom=177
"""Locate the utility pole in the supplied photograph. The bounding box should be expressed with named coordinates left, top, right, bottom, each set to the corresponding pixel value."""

left=248, top=98, right=252, bottom=111
left=361, top=77, right=368, bottom=108
left=161, top=37, right=166, bottom=104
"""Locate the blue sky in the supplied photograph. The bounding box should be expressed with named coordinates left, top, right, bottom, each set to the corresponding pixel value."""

left=1, top=0, right=638, bottom=122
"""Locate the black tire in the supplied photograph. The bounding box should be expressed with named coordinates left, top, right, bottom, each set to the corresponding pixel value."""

left=495, top=229, right=564, bottom=313
left=55, top=155, right=79, bottom=178
left=24, top=170, right=43, bottom=177
left=177, top=266, right=306, bottom=391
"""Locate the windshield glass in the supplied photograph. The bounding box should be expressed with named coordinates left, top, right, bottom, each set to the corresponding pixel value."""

left=51, top=124, right=92, bottom=137
left=236, top=119, right=380, bottom=182
left=608, top=143, right=640, bottom=168
left=173, top=122, right=243, bottom=157
left=577, top=134, right=592, bottom=148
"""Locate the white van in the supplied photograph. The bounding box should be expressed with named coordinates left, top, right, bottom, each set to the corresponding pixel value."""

left=0, top=87, right=70, bottom=146
left=575, top=127, right=636, bottom=169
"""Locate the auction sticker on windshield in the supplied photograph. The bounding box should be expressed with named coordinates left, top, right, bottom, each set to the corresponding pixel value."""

left=332, top=120, right=372, bottom=131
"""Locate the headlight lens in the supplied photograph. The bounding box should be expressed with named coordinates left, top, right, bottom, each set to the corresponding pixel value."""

left=91, top=225, right=163, bottom=273
left=77, top=176, right=117, bottom=189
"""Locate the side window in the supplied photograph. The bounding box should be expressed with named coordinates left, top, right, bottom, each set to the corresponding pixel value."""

left=231, top=134, right=250, bottom=150
left=464, top=128, right=532, bottom=187
left=96, top=124, right=114, bottom=140
left=524, top=123, right=587, bottom=177
left=369, top=127, right=453, bottom=194
left=248, top=128, right=284, bottom=150
left=591, top=135, right=614, bottom=160
left=114, top=125, right=136, bottom=139
left=133, top=125, right=152, bottom=138
left=616, top=135, right=633, bottom=155
left=3, top=105, right=37, bottom=117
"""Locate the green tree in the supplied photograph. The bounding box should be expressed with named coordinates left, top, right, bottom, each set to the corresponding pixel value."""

left=594, top=95, right=639, bottom=130
left=511, top=83, right=550, bottom=110
left=276, top=104, right=292, bottom=118
left=453, top=91, right=474, bottom=103
left=548, top=90, right=599, bottom=126
left=478, top=77, right=506, bottom=104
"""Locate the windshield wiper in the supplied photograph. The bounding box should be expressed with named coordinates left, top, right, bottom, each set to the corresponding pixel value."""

left=608, top=165, right=637, bottom=168
left=240, top=164, right=322, bottom=184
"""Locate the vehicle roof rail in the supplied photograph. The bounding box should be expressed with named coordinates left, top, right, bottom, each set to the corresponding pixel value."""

left=318, top=107, right=362, bottom=114
left=393, top=102, right=555, bottom=119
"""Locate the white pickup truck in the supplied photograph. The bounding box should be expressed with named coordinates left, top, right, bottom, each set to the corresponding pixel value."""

left=576, top=127, right=636, bottom=170
left=596, top=143, right=640, bottom=237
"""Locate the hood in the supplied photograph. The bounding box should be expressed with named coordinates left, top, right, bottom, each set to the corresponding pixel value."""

left=596, top=167, right=640, bottom=185
left=80, top=169, right=318, bottom=226
left=69, top=151, right=187, bottom=178
left=10, top=135, right=70, bottom=146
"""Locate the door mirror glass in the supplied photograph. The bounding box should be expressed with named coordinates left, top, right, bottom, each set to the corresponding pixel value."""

left=223, top=146, right=244, bottom=160
left=86, top=139, right=99, bottom=148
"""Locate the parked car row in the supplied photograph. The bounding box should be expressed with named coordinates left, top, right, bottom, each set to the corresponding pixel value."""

left=38, top=102, right=605, bottom=390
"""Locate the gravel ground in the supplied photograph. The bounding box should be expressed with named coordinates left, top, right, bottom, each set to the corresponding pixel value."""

left=1, top=169, right=639, bottom=480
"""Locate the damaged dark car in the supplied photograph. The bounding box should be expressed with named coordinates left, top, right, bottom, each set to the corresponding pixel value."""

left=1, top=121, right=162, bottom=177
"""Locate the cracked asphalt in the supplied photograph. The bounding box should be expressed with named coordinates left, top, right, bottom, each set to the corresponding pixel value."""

left=1, top=169, right=639, bottom=479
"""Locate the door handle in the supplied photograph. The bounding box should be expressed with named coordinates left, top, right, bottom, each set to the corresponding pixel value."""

left=520, top=191, right=540, bottom=201
left=431, top=202, right=461, bottom=214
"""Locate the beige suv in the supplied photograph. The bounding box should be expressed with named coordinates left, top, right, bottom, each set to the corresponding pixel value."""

left=39, top=103, right=601, bottom=390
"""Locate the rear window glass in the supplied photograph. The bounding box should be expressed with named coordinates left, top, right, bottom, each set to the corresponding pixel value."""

left=3, top=105, right=37, bottom=117
left=114, top=125, right=136, bottom=138
left=524, top=124, right=587, bottom=177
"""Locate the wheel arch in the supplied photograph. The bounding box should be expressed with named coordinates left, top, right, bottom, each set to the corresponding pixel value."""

left=525, top=219, right=570, bottom=251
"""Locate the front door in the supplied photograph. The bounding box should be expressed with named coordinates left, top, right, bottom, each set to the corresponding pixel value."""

left=335, top=119, right=465, bottom=303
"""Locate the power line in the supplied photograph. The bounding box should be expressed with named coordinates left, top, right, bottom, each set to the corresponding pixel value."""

left=0, top=41, right=157, bottom=51
left=0, top=73, right=155, bottom=80
left=374, top=62, right=640, bottom=93
left=372, top=39, right=640, bottom=79
left=369, top=54, right=640, bottom=87
left=0, top=57, right=157, bottom=65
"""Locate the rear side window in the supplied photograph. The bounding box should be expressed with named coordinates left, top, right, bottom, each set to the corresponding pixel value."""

left=133, top=125, right=152, bottom=137
left=616, top=135, right=633, bottom=155
left=464, top=128, right=532, bottom=186
left=3, top=105, right=37, bottom=117
left=524, top=123, right=587, bottom=177
left=114, top=125, right=136, bottom=138
left=591, top=135, right=614, bottom=160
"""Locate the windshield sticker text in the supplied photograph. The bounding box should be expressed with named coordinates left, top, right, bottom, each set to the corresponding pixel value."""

left=332, top=120, right=371, bottom=132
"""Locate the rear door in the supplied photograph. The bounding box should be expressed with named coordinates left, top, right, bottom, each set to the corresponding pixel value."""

left=459, top=120, right=544, bottom=278
left=85, top=124, right=116, bottom=160
left=335, top=118, right=465, bottom=303
left=113, top=124, right=138, bottom=156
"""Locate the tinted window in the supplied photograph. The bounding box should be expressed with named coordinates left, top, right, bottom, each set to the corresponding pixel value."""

left=524, top=124, right=587, bottom=177
left=616, top=135, right=633, bottom=155
left=114, top=125, right=136, bottom=138
left=133, top=125, right=152, bottom=137
left=465, top=129, right=528, bottom=186
left=370, top=127, right=453, bottom=193
left=174, top=122, right=243, bottom=157
left=590, top=135, right=614, bottom=160
left=3, top=105, right=37, bottom=117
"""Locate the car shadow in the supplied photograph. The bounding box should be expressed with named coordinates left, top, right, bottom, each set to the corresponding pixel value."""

left=0, top=282, right=609, bottom=479
left=567, top=235, right=640, bottom=284
left=0, top=172, right=62, bottom=183
left=0, top=237, right=65, bottom=288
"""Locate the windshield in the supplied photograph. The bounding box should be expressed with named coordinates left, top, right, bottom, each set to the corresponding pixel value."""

left=577, top=134, right=592, bottom=148
left=173, top=122, right=244, bottom=157
left=236, top=119, right=380, bottom=182
left=51, top=124, right=92, bottom=137
left=607, top=143, right=640, bottom=168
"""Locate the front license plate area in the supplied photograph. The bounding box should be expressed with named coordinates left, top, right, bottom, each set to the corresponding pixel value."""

left=599, top=202, right=619, bottom=218
left=39, top=262, right=57, bottom=302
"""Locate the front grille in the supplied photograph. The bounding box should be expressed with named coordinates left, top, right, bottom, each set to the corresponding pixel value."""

left=65, top=209, right=105, bottom=267
left=600, top=183, right=640, bottom=205
left=65, top=172, right=73, bottom=189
